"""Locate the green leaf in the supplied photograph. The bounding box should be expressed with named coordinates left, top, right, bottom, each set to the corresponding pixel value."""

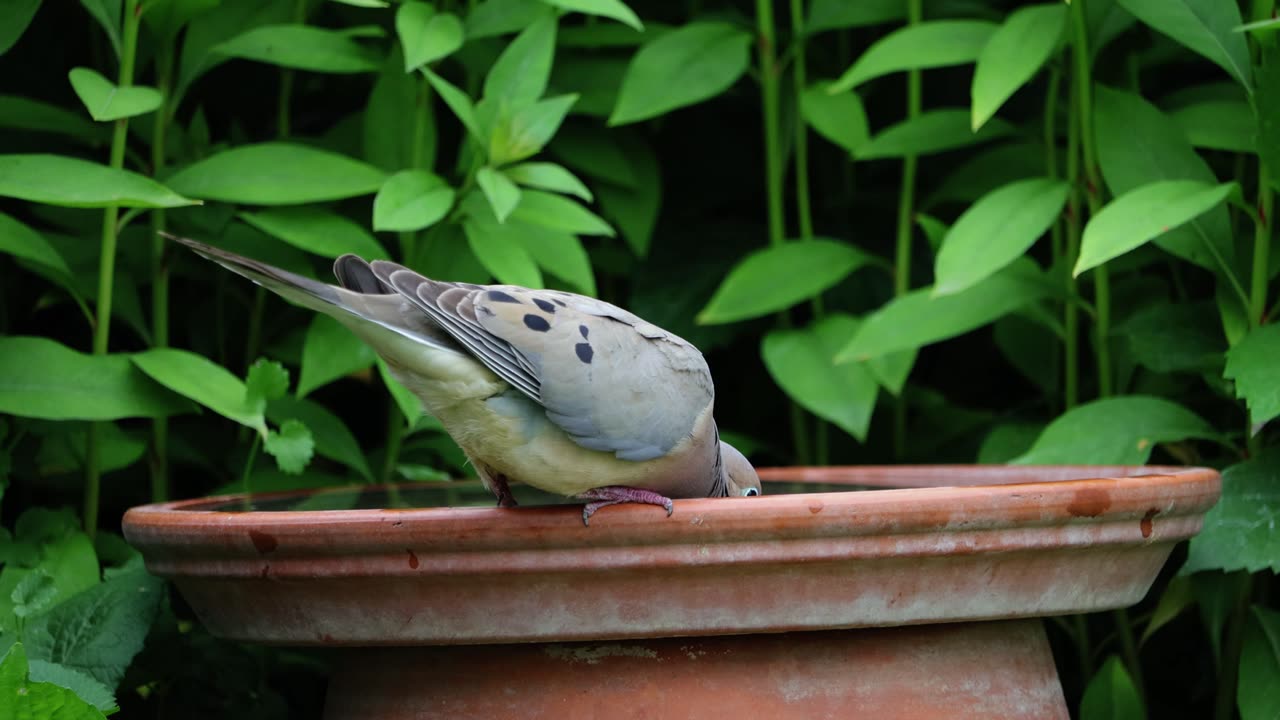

left=594, top=132, right=660, bottom=256
left=807, top=0, right=902, bottom=34
left=1184, top=449, right=1280, bottom=574
left=504, top=162, right=593, bottom=201
left=476, top=167, right=522, bottom=223
left=1114, top=301, right=1224, bottom=373
left=244, top=358, right=290, bottom=411
left=1080, top=656, right=1146, bottom=720
left=1170, top=99, right=1255, bottom=152
left=297, top=314, right=376, bottom=397
left=423, top=68, right=484, bottom=143
left=0, top=212, right=72, bottom=277
left=240, top=207, right=387, bottom=259
left=67, top=67, right=162, bottom=122
left=0, top=154, right=197, bottom=208
left=397, top=2, right=464, bottom=71
left=483, top=11, right=556, bottom=105
left=484, top=94, right=578, bottom=166
left=167, top=143, right=386, bottom=205
left=27, top=660, right=117, bottom=714
left=971, top=4, right=1066, bottom=130
left=698, top=239, right=872, bottom=324
left=801, top=81, right=869, bottom=155
left=1115, top=0, right=1250, bottom=90
left=215, top=24, right=381, bottom=73
left=463, top=218, right=543, bottom=287
left=542, top=0, right=642, bottom=31
left=934, top=178, right=1068, bottom=296
left=79, top=0, right=121, bottom=58
left=364, top=53, right=428, bottom=172
left=377, top=358, right=423, bottom=426
left=1074, top=180, right=1236, bottom=276
left=1094, top=87, right=1236, bottom=273
left=837, top=260, right=1053, bottom=362
left=1140, top=575, right=1194, bottom=645
left=267, top=395, right=373, bottom=481
left=1224, top=322, right=1280, bottom=431
left=829, top=20, right=997, bottom=93
left=866, top=349, right=916, bottom=396
left=131, top=348, right=266, bottom=435
left=141, top=0, right=220, bottom=41
left=466, top=0, right=546, bottom=39
left=1256, top=46, right=1280, bottom=190
left=518, top=224, right=596, bottom=295
left=0, top=94, right=108, bottom=145
left=609, top=22, right=751, bottom=126
left=22, top=565, right=162, bottom=688
left=0, top=337, right=189, bottom=421
left=509, top=189, right=614, bottom=236
left=1011, top=395, right=1217, bottom=465
left=0, top=644, right=107, bottom=720
left=1239, top=606, right=1280, bottom=720
left=11, top=570, right=58, bottom=619
left=857, top=110, right=1011, bottom=160
left=762, top=314, right=879, bottom=442
left=0, top=0, right=42, bottom=56
left=176, top=0, right=293, bottom=103
left=264, top=419, right=314, bottom=474
left=373, top=170, right=455, bottom=233
left=977, top=422, right=1043, bottom=463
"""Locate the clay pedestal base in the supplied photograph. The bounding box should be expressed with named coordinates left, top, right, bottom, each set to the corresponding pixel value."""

left=323, top=620, right=1067, bottom=719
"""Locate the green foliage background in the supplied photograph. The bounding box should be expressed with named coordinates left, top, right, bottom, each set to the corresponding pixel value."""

left=1, top=0, right=1278, bottom=717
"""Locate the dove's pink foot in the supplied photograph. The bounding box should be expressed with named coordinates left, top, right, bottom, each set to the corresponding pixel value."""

left=576, top=486, right=674, bottom=526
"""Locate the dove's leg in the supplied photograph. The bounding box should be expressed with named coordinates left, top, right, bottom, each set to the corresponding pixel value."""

left=576, top=486, right=674, bottom=526
left=474, top=462, right=518, bottom=508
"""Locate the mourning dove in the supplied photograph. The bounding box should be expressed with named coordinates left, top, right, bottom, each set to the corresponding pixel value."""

left=167, top=234, right=761, bottom=524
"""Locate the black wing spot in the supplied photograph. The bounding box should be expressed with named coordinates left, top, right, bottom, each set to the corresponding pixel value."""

left=575, top=343, right=594, bottom=364
left=552, top=298, right=567, bottom=307
left=579, top=324, right=589, bottom=339
left=487, top=290, right=521, bottom=303
left=523, top=313, right=551, bottom=332
left=533, top=298, right=556, bottom=313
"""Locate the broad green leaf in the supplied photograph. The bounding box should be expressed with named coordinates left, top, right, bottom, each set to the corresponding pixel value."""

left=264, top=419, right=314, bottom=474
left=297, top=314, right=376, bottom=397
left=466, top=0, right=545, bottom=38
left=1074, top=180, right=1236, bottom=276
left=829, top=21, right=996, bottom=93
left=268, top=395, right=373, bottom=481
left=141, top=0, right=220, bottom=41
left=548, top=53, right=626, bottom=115
left=11, top=570, right=58, bottom=619
left=0, top=644, right=107, bottom=720
left=934, top=178, right=1068, bottom=296
left=215, top=24, right=380, bottom=73
left=169, top=143, right=385, bottom=205
left=423, top=68, right=484, bottom=142
left=1239, top=606, right=1280, bottom=720
left=0, top=531, right=96, bottom=631
left=377, top=358, right=423, bottom=425
left=476, top=167, right=522, bottom=223
left=1114, top=301, right=1224, bottom=373
left=397, top=2, right=464, bottom=71
left=926, top=141, right=1046, bottom=209
left=0, top=0, right=42, bottom=55
left=1170, top=99, right=1254, bottom=152
left=1184, top=450, right=1280, bottom=574
left=594, top=131, right=659, bottom=256
left=807, top=0, right=902, bottom=34
left=518, top=224, right=596, bottom=295
left=463, top=220, right=543, bottom=287
left=0, top=337, right=189, bottom=420
left=244, top=358, right=290, bottom=412
left=609, top=22, right=751, bottom=126
left=1116, top=0, right=1250, bottom=90
left=837, top=260, right=1052, bottom=362
left=971, top=5, right=1067, bottom=130
left=1140, top=576, right=1194, bottom=645
left=67, top=67, right=162, bottom=122
left=79, top=0, right=121, bottom=57
left=176, top=0, right=293, bottom=104
left=1257, top=46, right=1280, bottom=190
left=866, top=349, right=916, bottom=396
left=483, top=11, right=557, bottom=105
left=0, top=212, right=71, bottom=277
left=699, top=239, right=872, bottom=324
left=1011, top=395, right=1217, bottom=465
left=485, top=94, right=578, bottom=166
left=0, top=154, right=197, bottom=208
left=994, top=314, right=1060, bottom=394
left=34, top=421, right=145, bottom=476
left=0, top=95, right=108, bottom=144
left=977, top=422, right=1043, bottom=464
left=801, top=81, right=869, bottom=155
left=1080, top=656, right=1146, bottom=720
left=543, top=0, right=642, bottom=31
left=131, top=348, right=266, bottom=435
left=27, top=661, right=116, bottom=714
left=373, top=170, right=455, bottom=232
left=509, top=189, right=614, bottom=236
left=364, top=53, right=429, bottom=172
left=857, top=110, right=1011, bottom=160
left=1224, top=322, right=1280, bottom=430
left=504, top=162, right=593, bottom=201
left=240, top=207, right=387, bottom=259
left=762, top=314, right=879, bottom=442
left=551, top=124, right=636, bottom=187
left=1094, top=86, right=1236, bottom=272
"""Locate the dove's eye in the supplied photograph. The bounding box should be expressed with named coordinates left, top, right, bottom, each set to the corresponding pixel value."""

left=742, top=487, right=760, bottom=497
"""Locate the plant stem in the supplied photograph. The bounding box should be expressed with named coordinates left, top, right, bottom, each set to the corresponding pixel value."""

left=149, top=39, right=175, bottom=504
left=757, top=0, right=784, bottom=249
left=240, top=433, right=262, bottom=497
left=1044, top=66, right=1065, bottom=411
left=1251, top=167, right=1272, bottom=329
left=85, top=0, right=142, bottom=538
left=891, top=0, right=923, bottom=460
left=1064, top=77, right=1080, bottom=411
left=381, top=406, right=405, bottom=485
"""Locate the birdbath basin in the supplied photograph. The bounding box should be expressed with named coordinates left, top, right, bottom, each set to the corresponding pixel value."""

left=123, top=465, right=1219, bottom=719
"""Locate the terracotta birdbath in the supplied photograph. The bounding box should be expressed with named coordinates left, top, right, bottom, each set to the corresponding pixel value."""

left=122, top=465, right=1219, bottom=719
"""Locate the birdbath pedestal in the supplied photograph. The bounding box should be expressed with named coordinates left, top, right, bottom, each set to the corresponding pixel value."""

left=122, top=465, right=1220, bottom=719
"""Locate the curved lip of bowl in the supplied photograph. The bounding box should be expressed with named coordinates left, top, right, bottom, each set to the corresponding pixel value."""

left=123, top=465, right=1221, bottom=563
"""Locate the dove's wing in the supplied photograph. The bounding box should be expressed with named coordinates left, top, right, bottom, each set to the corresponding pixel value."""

left=373, top=263, right=714, bottom=462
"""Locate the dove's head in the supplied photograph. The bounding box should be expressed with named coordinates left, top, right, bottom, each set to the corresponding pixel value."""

left=720, top=442, right=762, bottom=497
